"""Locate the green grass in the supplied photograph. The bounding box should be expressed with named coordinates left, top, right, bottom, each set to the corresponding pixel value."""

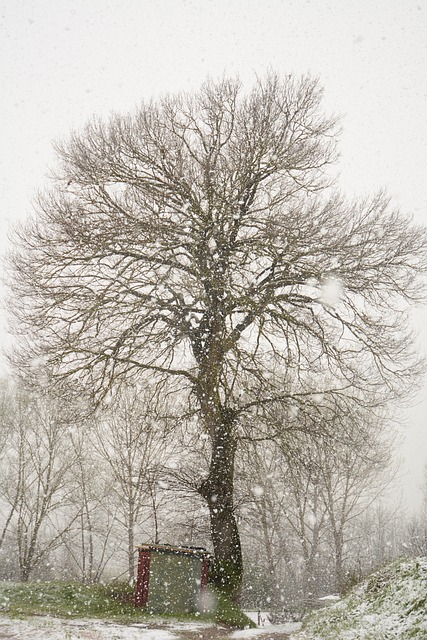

left=0, top=580, right=146, bottom=621
left=0, top=580, right=255, bottom=628
left=208, top=588, right=256, bottom=629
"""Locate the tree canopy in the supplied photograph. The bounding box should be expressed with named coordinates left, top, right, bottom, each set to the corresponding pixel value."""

left=8, top=73, right=427, bottom=598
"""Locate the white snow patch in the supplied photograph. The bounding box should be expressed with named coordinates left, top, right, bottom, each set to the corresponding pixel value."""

left=163, top=621, right=218, bottom=632
left=231, top=622, right=302, bottom=638
left=318, top=594, right=340, bottom=602
left=0, top=616, right=179, bottom=640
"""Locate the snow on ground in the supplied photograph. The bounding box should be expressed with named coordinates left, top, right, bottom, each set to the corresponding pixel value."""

left=231, top=622, right=302, bottom=638
left=0, top=616, right=183, bottom=639
left=2, top=558, right=426, bottom=639
left=296, top=556, right=427, bottom=640
left=242, top=611, right=272, bottom=626
left=0, top=615, right=305, bottom=640
left=0, top=616, right=302, bottom=640
left=235, top=613, right=302, bottom=638
left=162, top=621, right=220, bottom=632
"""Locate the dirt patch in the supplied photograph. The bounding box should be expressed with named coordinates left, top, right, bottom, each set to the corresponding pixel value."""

left=175, top=628, right=231, bottom=640
left=242, top=634, right=295, bottom=640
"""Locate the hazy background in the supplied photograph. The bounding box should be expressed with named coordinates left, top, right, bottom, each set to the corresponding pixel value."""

left=1, top=0, right=426, bottom=509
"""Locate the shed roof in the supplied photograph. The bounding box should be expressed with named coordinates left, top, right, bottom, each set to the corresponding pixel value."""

left=136, top=543, right=211, bottom=558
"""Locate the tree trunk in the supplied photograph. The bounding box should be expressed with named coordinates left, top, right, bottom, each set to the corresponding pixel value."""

left=0, top=503, right=18, bottom=552
left=199, top=414, right=243, bottom=602
left=334, top=532, right=345, bottom=593
left=128, top=512, right=135, bottom=582
left=20, top=565, right=31, bottom=582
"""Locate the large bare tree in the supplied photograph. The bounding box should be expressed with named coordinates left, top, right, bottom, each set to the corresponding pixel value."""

left=8, top=74, right=427, bottom=598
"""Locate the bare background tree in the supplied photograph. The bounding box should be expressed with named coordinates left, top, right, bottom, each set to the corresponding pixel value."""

left=91, top=385, right=174, bottom=581
left=0, top=375, right=425, bottom=612
left=0, top=388, right=79, bottom=581
left=405, top=462, right=427, bottom=556
left=0, top=380, right=21, bottom=552
left=64, top=426, right=119, bottom=584
left=7, top=74, right=427, bottom=599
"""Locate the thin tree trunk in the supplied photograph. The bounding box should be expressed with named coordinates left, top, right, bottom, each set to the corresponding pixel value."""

left=334, top=531, right=345, bottom=593
left=128, top=510, right=135, bottom=582
left=0, top=503, right=18, bottom=551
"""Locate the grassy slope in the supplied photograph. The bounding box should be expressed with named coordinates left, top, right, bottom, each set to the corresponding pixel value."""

left=0, top=581, right=145, bottom=622
left=296, top=557, right=427, bottom=640
left=0, top=580, right=254, bottom=629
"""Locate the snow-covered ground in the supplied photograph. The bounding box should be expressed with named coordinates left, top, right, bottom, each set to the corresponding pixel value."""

left=231, top=622, right=302, bottom=638
left=238, top=612, right=301, bottom=637
left=0, top=617, right=206, bottom=640
left=0, top=615, right=302, bottom=640
left=0, top=616, right=301, bottom=640
left=5, top=557, right=425, bottom=640
left=296, top=556, right=427, bottom=640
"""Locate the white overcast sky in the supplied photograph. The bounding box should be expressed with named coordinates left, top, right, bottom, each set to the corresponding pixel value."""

left=1, top=0, right=427, bottom=508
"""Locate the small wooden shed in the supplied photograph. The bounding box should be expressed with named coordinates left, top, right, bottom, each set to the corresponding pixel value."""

left=134, top=544, right=210, bottom=613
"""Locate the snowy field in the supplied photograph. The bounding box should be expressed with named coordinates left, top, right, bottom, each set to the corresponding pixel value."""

left=0, top=617, right=302, bottom=640
left=0, top=618, right=205, bottom=640
left=0, top=617, right=170, bottom=640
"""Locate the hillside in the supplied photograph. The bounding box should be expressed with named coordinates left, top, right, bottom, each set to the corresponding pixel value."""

left=296, top=556, right=427, bottom=640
